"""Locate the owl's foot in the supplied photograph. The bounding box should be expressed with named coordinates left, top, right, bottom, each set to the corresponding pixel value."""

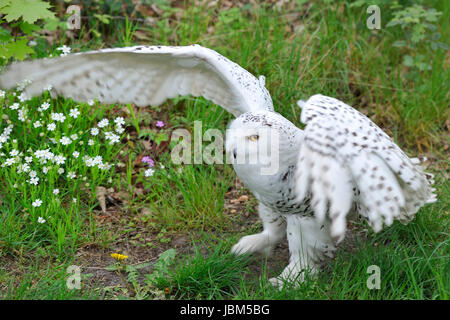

left=231, top=232, right=275, bottom=256
left=269, top=261, right=318, bottom=290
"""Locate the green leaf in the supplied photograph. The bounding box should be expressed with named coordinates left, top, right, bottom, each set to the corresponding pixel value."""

left=43, top=18, right=64, bottom=31
left=93, top=14, right=111, bottom=25
left=0, top=27, right=12, bottom=42
left=0, top=0, right=11, bottom=10
left=19, top=21, right=41, bottom=34
left=1, top=0, right=55, bottom=24
left=5, top=37, right=34, bottom=60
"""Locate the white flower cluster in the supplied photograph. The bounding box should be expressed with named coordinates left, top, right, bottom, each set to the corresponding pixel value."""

left=0, top=125, right=13, bottom=149
left=18, top=106, right=27, bottom=122
left=51, top=112, right=66, bottom=123
left=104, top=131, right=120, bottom=144
left=82, top=154, right=112, bottom=170
left=91, top=116, right=125, bottom=145
left=1, top=87, right=127, bottom=219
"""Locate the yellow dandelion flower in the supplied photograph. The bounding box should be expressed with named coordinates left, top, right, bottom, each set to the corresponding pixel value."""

left=111, top=253, right=128, bottom=261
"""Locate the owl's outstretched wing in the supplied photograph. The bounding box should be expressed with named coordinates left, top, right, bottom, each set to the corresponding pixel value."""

left=295, top=94, right=436, bottom=243
left=0, top=45, right=273, bottom=117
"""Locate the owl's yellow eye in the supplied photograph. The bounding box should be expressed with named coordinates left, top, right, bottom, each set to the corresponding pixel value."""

left=249, top=135, right=259, bottom=142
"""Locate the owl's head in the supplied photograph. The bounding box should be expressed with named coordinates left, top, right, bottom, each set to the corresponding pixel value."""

left=226, top=111, right=302, bottom=176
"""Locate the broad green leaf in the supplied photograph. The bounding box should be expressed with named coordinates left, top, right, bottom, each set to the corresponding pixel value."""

left=0, top=27, right=12, bottom=42
left=5, top=38, right=34, bottom=60
left=20, top=21, right=41, bottom=34
left=1, top=0, right=55, bottom=24
left=0, top=0, right=11, bottom=10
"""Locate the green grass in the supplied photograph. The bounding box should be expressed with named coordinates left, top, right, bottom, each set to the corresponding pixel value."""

left=0, top=0, right=448, bottom=300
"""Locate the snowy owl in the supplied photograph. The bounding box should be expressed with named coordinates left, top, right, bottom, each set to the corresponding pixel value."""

left=0, top=45, right=436, bottom=288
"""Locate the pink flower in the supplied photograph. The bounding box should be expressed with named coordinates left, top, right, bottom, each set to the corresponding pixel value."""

left=141, top=156, right=154, bottom=167
left=155, top=121, right=165, bottom=128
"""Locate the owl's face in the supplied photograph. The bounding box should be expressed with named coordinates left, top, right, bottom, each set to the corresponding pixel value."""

left=226, top=111, right=302, bottom=176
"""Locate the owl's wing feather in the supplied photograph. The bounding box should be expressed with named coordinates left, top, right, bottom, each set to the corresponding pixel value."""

left=0, top=45, right=273, bottom=117
left=295, top=94, right=436, bottom=243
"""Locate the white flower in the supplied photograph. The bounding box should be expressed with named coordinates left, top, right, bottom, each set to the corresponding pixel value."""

left=114, top=117, right=125, bottom=126
left=70, top=134, right=78, bottom=140
left=44, top=84, right=53, bottom=92
left=98, top=118, right=109, bottom=128
left=25, top=156, right=33, bottom=163
left=35, top=149, right=54, bottom=163
left=87, top=99, right=94, bottom=106
left=18, top=92, right=29, bottom=102
left=18, top=107, right=27, bottom=121
left=58, top=168, right=65, bottom=174
left=57, top=45, right=71, bottom=56
left=53, top=188, right=60, bottom=195
left=32, top=199, right=43, bottom=207
left=42, top=166, right=50, bottom=174
left=18, top=163, right=30, bottom=173
left=28, top=177, right=39, bottom=185
left=84, top=157, right=95, bottom=167
left=51, top=113, right=66, bottom=123
left=69, top=108, right=80, bottom=118
left=144, top=168, right=155, bottom=177
left=60, top=136, right=72, bottom=145
left=10, top=149, right=19, bottom=156
left=109, top=135, right=120, bottom=144
left=98, top=163, right=107, bottom=170
left=105, top=131, right=120, bottom=144
left=47, top=123, right=56, bottom=131
left=67, top=171, right=76, bottom=179
left=115, top=125, right=125, bottom=134
left=0, top=90, right=4, bottom=98
left=37, top=216, right=46, bottom=223
left=90, top=128, right=99, bottom=136
left=93, top=155, right=103, bottom=166
left=4, top=157, right=15, bottom=166
left=72, top=198, right=77, bottom=203
left=29, top=170, right=37, bottom=178
left=40, top=102, right=50, bottom=111
left=72, top=151, right=80, bottom=158
left=53, top=155, right=66, bottom=165
left=9, top=103, right=19, bottom=110
left=88, top=139, right=94, bottom=146
left=33, top=121, right=42, bottom=128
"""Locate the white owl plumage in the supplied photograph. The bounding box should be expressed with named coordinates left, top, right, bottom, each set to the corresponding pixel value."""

left=0, top=44, right=436, bottom=287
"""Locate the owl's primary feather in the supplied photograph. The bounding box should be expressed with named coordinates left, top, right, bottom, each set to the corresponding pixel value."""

left=0, top=45, right=273, bottom=117
left=0, top=45, right=436, bottom=288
